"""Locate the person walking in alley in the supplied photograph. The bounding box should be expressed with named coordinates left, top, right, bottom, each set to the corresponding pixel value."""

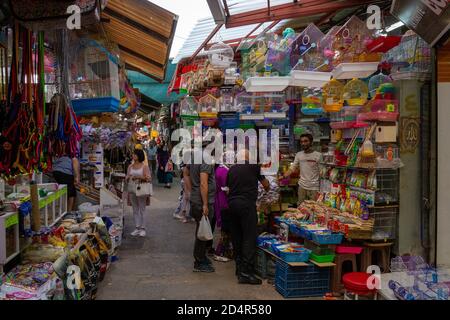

left=52, top=153, right=80, bottom=212
left=147, top=140, right=157, bottom=175
left=227, top=150, right=270, bottom=285
left=184, top=147, right=216, bottom=273
left=126, top=149, right=151, bottom=237
left=282, top=133, right=322, bottom=206
left=173, top=162, right=193, bottom=223
left=157, top=141, right=172, bottom=188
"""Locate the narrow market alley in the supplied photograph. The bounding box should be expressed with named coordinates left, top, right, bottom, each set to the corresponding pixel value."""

left=97, top=180, right=282, bottom=300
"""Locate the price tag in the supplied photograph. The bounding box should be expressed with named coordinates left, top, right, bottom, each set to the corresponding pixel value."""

left=386, top=103, right=395, bottom=112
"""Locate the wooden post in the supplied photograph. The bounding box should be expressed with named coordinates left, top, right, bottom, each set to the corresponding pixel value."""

left=30, top=181, right=41, bottom=232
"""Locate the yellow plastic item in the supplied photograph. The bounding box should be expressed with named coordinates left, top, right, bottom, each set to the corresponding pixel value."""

left=342, top=78, right=369, bottom=106
left=323, top=79, right=344, bottom=112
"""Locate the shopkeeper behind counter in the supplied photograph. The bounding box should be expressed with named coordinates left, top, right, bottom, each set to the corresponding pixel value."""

left=283, top=133, right=322, bottom=206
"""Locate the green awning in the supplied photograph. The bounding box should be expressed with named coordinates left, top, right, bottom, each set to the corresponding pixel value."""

left=128, top=59, right=185, bottom=107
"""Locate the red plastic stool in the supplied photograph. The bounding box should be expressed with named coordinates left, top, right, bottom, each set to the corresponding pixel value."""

left=342, top=272, right=378, bottom=300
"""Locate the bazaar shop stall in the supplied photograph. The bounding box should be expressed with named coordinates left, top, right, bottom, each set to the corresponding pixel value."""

left=172, top=4, right=439, bottom=298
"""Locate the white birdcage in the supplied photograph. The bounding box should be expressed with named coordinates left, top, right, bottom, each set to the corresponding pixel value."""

left=208, top=42, right=234, bottom=68
left=69, top=38, right=120, bottom=115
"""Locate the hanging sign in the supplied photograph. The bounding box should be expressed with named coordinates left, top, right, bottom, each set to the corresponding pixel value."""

left=391, top=0, right=450, bottom=46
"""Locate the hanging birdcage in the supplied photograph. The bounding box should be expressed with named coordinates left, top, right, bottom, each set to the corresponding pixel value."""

left=68, top=38, right=120, bottom=115
left=331, top=16, right=380, bottom=65
left=180, top=96, right=199, bottom=118
left=198, top=94, right=219, bottom=115
left=208, top=42, right=234, bottom=68
left=383, top=33, right=432, bottom=76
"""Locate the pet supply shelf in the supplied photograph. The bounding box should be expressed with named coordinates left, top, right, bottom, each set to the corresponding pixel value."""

left=259, top=248, right=335, bottom=268
left=290, top=70, right=332, bottom=88
left=244, top=76, right=291, bottom=92
left=319, top=163, right=398, bottom=171
left=390, top=71, right=431, bottom=82
left=332, top=62, right=379, bottom=80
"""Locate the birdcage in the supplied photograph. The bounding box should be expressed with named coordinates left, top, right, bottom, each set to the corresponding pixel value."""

left=239, top=33, right=273, bottom=79
left=208, top=42, right=234, bottom=68
left=179, top=71, right=194, bottom=95
left=235, top=92, right=287, bottom=115
left=219, top=88, right=237, bottom=112
left=342, top=78, right=369, bottom=106
left=291, top=24, right=327, bottom=71
left=383, top=33, right=432, bottom=76
left=180, top=96, right=199, bottom=118
left=69, top=38, right=120, bottom=115
left=198, top=94, right=219, bottom=115
left=323, top=79, right=345, bottom=112
left=265, top=29, right=297, bottom=76
left=331, top=16, right=379, bottom=65
left=301, top=87, right=323, bottom=115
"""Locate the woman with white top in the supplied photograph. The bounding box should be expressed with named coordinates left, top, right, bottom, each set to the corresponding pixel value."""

left=126, top=149, right=151, bottom=237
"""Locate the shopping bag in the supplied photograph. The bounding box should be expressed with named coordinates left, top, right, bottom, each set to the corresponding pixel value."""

left=135, top=182, right=152, bottom=197
left=197, top=215, right=213, bottom=241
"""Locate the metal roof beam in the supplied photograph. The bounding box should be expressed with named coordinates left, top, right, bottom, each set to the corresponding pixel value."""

left=189, top=23, right=223, bottom=62
left=225, top=0, right=385, bottom=28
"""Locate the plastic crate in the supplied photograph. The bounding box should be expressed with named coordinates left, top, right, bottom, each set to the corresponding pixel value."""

left=310, top=253, right=336, bottom=263
left=311, top=232, right=344, bottom=245
left=278, top=248, right=311, bottom=263
left=304, top=241, right=335, bottom=256
left=335, top=245, right=363, bottom=254
left=255, top=248, right=268, bottom=279
left=275, top=261, right=330, bottom=298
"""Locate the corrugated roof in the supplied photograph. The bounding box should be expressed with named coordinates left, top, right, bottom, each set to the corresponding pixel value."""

left=226, top=0, right=292, bottom=15
left=102, top=0, right=178, bottom=81
left=173, top=18, right=287, bottom=63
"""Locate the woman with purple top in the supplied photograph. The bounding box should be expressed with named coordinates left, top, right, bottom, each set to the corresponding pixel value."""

left=212, top=163, right=233, bottom=262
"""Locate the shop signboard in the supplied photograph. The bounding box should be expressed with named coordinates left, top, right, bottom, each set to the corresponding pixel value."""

left=391, top=0, right=450, bottom=46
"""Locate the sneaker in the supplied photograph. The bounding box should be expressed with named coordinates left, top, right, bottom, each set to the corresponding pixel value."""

left=138, top=229, right=146, bottom=237
left=130, top=229, right=140, bottom=236
left=173, top=213, right=183, bottom=220
left=213, top=255, right=231, bottom=262
left=193, top=263, right=215, bottom=273
left=238, top=273, right=262, bottom=285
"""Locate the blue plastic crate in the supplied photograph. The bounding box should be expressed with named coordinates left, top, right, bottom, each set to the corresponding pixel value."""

left=275, top=261, right=330, bottom=298
left=72, top=97, right=120, bottom=115
left=278, top=248, right=311, bottom=263
left=299, top=227, right=314, bottom=240
left=255, top=248, right=268, bottom=279
left=311, top=232, right=344, bottom=245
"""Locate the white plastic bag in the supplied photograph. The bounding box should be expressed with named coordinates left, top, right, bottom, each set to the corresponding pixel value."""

left=197, top=216, right=213, bottom=241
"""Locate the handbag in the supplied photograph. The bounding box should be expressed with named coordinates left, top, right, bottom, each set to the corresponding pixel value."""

left=135, top=181, right=153, bottom=197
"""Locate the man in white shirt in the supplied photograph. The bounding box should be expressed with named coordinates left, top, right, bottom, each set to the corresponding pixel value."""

left=283, top=133, right=322, bottom=206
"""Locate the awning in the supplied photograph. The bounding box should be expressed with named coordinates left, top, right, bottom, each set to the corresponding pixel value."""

left=102, top=0, right=178, bottom=82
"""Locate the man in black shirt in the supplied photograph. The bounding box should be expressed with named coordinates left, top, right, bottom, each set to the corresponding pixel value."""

left=227, top=150, right=270, bottom=285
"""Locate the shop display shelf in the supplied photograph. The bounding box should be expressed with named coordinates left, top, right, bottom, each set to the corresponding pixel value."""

left=275, top=261, right=330, bottom=298
left=330, top=121, right=356, bottom=130
left=357, top=112, right=399, bottom=122
left=71, top=97, right=120, bottom=116
left=243, top=76, right=290, bottom=92
left=264, top=112, right=286, bottom=119
left=390, top=71, right=431, bottom=82
left=311, top=232, right=344, bottom=245
left=332, top=62, right=379, bottom=80
left=290, top=70, right=332, bottom=88
left=301, top=107, right=324, bottom=116
left=310, top=253, right=336, bottom=263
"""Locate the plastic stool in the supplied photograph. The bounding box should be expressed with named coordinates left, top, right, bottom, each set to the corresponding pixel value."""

left=331, top=253, right=358, bottom=294
left=361, top=242, right=393, bottom=273
left=343, top=272, right=378, bottom=300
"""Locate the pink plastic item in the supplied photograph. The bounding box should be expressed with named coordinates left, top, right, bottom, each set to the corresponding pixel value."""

left=357, top=112, right=399, bottom=122
left=336, top=245, right=363, bottom=254
left=330, top=121, right=356, bottom=129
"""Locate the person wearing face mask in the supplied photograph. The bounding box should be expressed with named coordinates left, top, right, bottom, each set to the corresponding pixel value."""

left=282, top=133, right=322, bottom=206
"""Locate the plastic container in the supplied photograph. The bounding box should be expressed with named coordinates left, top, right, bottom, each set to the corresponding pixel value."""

left=243, top=76, right=291, bottom=92
left=330, top=121, right=355, bottom=130
left=72, top=97, right=120, bottom=115
left=335, top=245, right=363, bottom=254
left=278, top=248, right=311, bottom=263
left=311, top=232, right=344, bottom=245
left=275, top=261, right=331, bottom=298
left=310, top=253, right=336, bottom=263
